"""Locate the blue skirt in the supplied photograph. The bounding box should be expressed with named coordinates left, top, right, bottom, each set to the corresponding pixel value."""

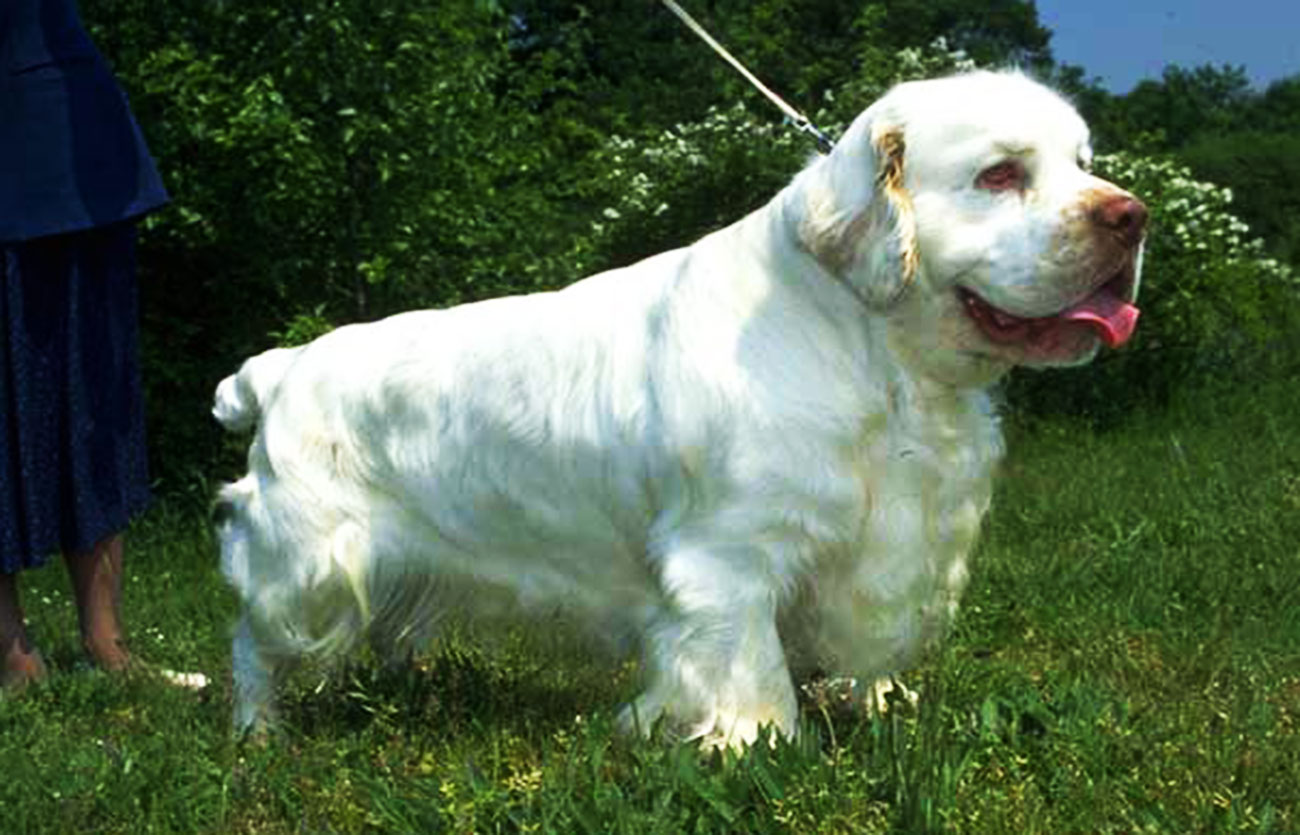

left=1, top=222, right=151, bottom=572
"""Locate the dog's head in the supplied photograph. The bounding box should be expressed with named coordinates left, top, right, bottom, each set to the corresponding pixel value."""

left=799, top=71, right=1145, bottom=384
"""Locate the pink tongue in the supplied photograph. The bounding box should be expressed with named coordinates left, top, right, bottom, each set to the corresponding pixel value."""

left=1060, top=287, right=1139, bottom=348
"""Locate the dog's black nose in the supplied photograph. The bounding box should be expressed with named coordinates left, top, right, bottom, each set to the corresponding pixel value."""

left=1092, top=194, right=1148, bottom=248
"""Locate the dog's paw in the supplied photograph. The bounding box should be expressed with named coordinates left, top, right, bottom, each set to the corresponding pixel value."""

left=693, top=713, right=791, bottom=752
left=695, top=718, right=761, bottom=752
left=863, top=675, right=919, bottom=716
left=802, top=674, right=919, bottom=717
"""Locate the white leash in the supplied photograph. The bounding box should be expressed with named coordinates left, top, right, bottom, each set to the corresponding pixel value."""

left=658, top=0, right=835, bottom=153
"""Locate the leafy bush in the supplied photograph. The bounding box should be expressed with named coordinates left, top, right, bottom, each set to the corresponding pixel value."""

left=574, top=106, right=809, bottom=274
left=1179, top=131, right=1300, bottom=264
left=88, top=1, right=586, bottom=487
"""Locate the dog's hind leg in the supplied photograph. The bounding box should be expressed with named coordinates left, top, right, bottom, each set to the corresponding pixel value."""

left=231, top=614, right=285, bottom=738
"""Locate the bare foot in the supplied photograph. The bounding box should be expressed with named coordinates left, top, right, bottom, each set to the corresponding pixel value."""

left=66, top=534, right=132, bottom=673
left=2, top=641, right=48, bottom=691
left=1, top=572, right=48, bottom=691
left=83, top=634, right=132, bottom=673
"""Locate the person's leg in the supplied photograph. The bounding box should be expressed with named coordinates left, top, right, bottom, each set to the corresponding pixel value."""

left=0, top=571, right=48, bottom=689
left=64, top=532, right=131, bottom=671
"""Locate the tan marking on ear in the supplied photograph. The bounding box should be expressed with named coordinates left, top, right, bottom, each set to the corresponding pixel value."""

left=871, top=126, right=920, bottom=291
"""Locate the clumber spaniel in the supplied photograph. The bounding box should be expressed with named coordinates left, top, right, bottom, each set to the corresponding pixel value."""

left=214, top=71, right=1145, bottom=747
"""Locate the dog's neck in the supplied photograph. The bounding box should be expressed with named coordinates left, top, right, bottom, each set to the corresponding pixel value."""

left=716, top=187, right=1010, bottom=397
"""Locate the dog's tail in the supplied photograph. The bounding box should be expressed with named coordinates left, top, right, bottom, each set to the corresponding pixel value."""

left=213, top=346, right=303, bottom=433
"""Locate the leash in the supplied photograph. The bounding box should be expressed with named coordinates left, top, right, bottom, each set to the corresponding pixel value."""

left=657, top=0, right=835, bottom=154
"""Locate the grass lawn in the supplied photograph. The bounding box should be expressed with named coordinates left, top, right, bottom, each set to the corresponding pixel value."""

left=2, top=374, right=1297, bottom=833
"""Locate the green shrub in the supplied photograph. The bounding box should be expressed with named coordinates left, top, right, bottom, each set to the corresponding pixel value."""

left=89, top=1, right=583, bottom=488
left=1179, top=131, right=1300, bottom=264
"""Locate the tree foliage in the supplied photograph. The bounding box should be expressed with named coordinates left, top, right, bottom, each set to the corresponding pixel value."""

left=1116, top=65, right=1255, bottom=150
left=86, top=0, right=586, bottom=482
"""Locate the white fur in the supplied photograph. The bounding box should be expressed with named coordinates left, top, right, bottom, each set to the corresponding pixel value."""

left=214, top=71, right=1145, bottom=747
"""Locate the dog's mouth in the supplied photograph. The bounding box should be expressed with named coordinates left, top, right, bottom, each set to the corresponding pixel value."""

left=959, top=265, right=1139, bottom=351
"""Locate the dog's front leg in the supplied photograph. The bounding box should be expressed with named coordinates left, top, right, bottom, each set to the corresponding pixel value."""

left=621, top=547, right=798, bottom=750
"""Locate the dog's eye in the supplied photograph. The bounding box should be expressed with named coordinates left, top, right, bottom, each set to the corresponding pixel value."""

left=976, top=160, right=1027, bottom=192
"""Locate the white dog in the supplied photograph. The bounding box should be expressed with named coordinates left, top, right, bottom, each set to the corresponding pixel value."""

left=214, top=71, right=1145, bottom=747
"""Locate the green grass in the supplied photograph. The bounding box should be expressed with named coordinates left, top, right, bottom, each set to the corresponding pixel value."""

left=3, top=375, right=1298, bottom=833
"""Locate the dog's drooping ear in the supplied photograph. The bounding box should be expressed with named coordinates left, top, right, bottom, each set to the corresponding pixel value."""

left=799, top=113, right=918, bottom=309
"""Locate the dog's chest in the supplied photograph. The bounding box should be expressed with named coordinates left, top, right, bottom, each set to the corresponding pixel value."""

left=832, top=390, right=1001, bottom=593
